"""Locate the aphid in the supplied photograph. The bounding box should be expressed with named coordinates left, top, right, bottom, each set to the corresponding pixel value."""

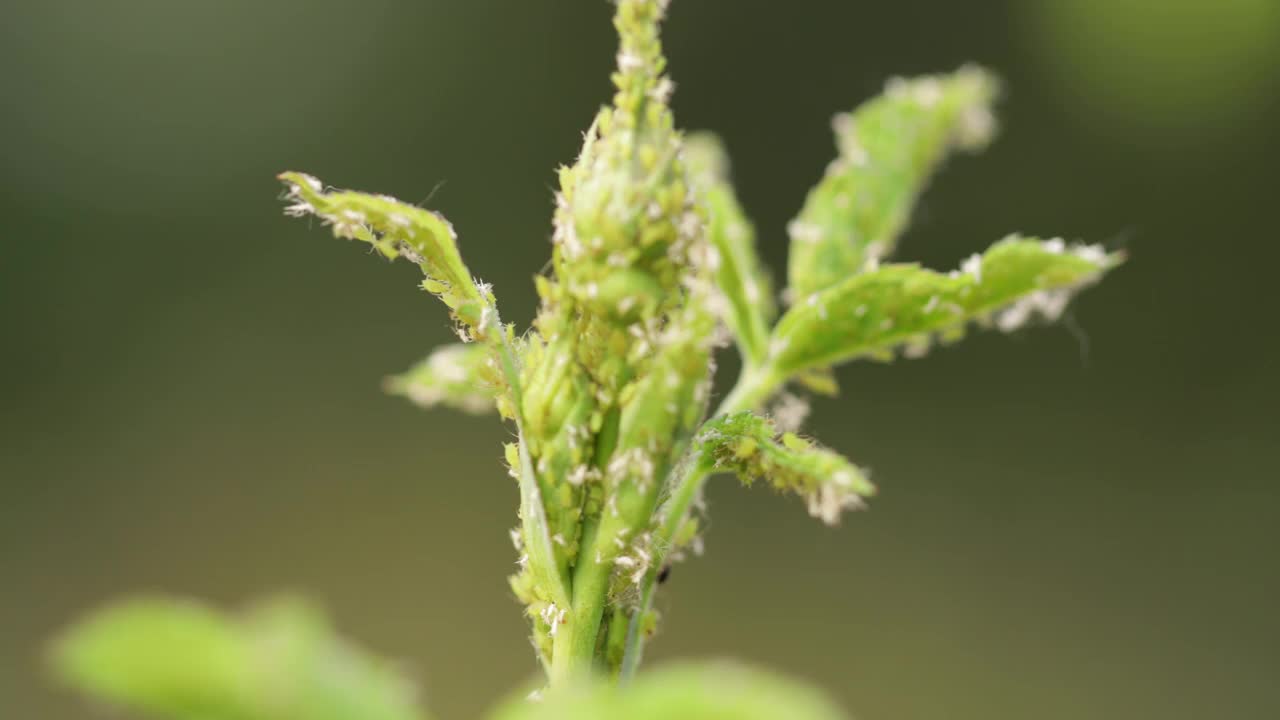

left=657, top=564, right=672, bottom=584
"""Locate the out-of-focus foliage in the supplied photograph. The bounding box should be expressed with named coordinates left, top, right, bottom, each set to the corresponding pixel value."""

left=489, top=661, right=847, bottom=720
left=384, top=343, right=495, bottom=414
left=52, top=597, right=430, bottom=720
left=1021, top=0, right=1280, bottom=139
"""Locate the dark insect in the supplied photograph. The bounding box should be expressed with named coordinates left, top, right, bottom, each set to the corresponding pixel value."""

left=657, top=564, right=672, bottom=584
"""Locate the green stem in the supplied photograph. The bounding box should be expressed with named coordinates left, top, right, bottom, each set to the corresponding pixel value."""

left=714, top=363, right=782, bottom=419
left=618, top=582, right=656, bottom=681
left=545, top=402, right=627, bottom=686
left=617, top=362, right=785, bottom=677
left=549, top=513, right=625, bottom=686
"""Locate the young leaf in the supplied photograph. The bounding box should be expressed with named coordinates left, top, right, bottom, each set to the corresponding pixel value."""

left=278, top=172, right=500, bottom=344
left=770, top=236, right=1122, bottom=377
left=52, top=596, right=431, bottom=720
left=694, top=411, right=875, bottom=525
left=385, top=343, right=496, bottom=414
left=787, top=66, right=999, bottom=300
left=489, top=661, right=848, bottom=720
left=684, top=132, right=775, bottom=366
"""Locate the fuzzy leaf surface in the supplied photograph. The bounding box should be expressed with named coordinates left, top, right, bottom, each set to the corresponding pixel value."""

left=772, top=236, right=1121, bottom=376
left=278, top=172, right=499, bottom=343
left=787, top=66, right=999, bottom=300
left=694, top=411, right=875, bottom=525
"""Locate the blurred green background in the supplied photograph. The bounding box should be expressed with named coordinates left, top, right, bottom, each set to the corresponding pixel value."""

left=3, top=1, right=1278, bottom=718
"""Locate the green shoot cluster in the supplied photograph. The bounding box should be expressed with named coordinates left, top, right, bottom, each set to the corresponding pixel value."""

left=52, top=0, right=1121, bottom=717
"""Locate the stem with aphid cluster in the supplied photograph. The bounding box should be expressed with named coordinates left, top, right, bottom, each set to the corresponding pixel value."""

left=266, top=0, right=1120, bottom=689
left=51, top=1, right=1122, bottom=717
left=269, top=0, right=1120, bottom=688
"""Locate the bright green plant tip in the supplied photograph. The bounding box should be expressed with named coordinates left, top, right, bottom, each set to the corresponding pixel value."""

left=695, top=411, right=875, bottom=525
left=787, top=65, right=1000, bottom=300
left=385, top=343, right=495, bottom=414
left=685, top=132, right=775, bottom=367
left=490, top=661, right=847, bottom=720
left=770, top=236, right=1122, bottom=377
left=52, top=597, right=431, bottom=720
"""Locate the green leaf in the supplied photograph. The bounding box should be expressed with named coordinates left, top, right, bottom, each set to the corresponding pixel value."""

left=786, top=66, right=999, bottom=300
left=52, top=596, right=431, bottom=720
left=243, top=598, right=428, bottom=720
left=684, top=132, right=775, bottom=366
left=770, top=236, right=1122, bottom=377
left=277, top=170, right=571, bottom=659
left=52, top=597, right=256, bottom=720
left=278, top=172, right=500, bottom=344
left=694, top=411, right=875, bottom=525
left=488, top=661, right=848, bottom=720
left=384, top=343, right=496, bottom=414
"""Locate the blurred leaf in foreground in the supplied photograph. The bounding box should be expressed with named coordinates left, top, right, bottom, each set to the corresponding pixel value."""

left=52, top=596, right=430, bottom=720
left=489, top=661, right=848, bottom=720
